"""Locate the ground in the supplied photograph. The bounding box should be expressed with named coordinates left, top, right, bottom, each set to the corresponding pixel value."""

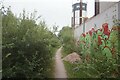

left=54, top=47, right=67, bottom=78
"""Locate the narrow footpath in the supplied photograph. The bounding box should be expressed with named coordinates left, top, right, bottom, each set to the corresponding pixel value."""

left=54, top=47, right=67, bottom=78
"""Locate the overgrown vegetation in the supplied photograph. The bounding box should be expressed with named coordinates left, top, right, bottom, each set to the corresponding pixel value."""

left=58, top=26, right=78, bottom=57
left=2, top=6, right=60, bottom=79
left=61, top=23, right=120, bottom=78
left=64, top=55, right=119, bottom=78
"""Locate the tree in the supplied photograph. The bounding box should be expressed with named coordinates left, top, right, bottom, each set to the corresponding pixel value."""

left=2, top=7, right=60, bottom=79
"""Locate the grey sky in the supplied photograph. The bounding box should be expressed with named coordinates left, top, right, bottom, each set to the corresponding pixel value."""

left=3, top=0, right=119, bottom=30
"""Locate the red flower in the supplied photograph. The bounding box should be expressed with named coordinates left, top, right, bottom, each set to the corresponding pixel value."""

left=98, top=35, right=102, bottom=46
left=102, top=23, right=109, bottom=35
left=92, top=28, right=95, bottom=31
left=107, top=30, right=110, bottom=37
left=82, top=33, right=86, bottom=37
left=89, top=30, right=92, bottom=36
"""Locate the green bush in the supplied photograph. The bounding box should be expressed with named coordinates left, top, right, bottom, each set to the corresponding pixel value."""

left=2, top=7, right=60, bottom=79
left=58, top=27, right=78, bottom=56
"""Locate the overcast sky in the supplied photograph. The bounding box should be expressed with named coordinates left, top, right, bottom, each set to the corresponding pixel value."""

left=2, top=0, right=120, bottom=30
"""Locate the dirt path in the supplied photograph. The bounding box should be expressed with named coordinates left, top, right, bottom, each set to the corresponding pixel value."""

left=54, top=47, right=67, bottom=78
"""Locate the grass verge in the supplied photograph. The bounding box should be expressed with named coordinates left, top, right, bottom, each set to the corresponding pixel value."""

left=63, top=61, right=99, bottom=78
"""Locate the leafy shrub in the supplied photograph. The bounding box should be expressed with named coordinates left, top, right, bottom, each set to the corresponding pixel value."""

left=58, top=27, right=78, bottom=56
left=2, top=7, right=60, bottom=79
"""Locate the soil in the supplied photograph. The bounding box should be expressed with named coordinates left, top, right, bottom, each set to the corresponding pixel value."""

left=54, top=47, right=67, bottom=78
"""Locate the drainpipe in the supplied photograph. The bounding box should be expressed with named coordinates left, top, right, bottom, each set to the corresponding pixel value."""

left=73, top=10, right=75, bottom=27
left=80, top=0, right=82, bottom=25
left=95, top=0, right=99, bottom=16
